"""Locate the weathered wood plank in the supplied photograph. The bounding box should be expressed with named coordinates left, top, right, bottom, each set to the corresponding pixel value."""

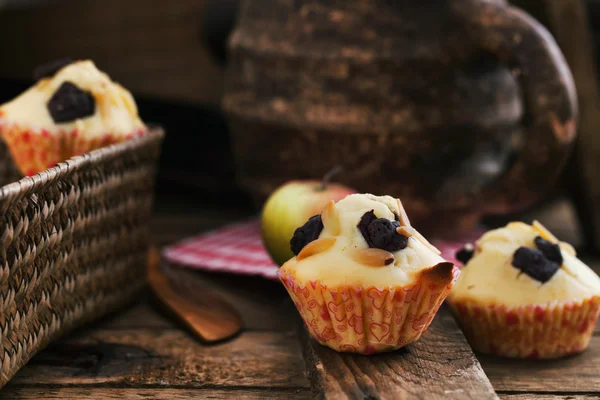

left=100, top=300, right=174, bottom=330
left=149, top=249, right=243, bottom=343
left=8, top=329, right=310, bottom=389
left=158, top=263, right=299, bottom=332
left=100, top=294, right=298, bottom=334
left=303, top=307, right=498, bottom=400
left=500, top=395, right=599, bottom=400
left=151, top=202, right=299, bottom=333
left=0, top=388, right=312, bottom=399
left=99, top=274, right=297, bottom=333
left=480, top=336, right=600, bottom=393
left=6, top=198, right=598, bottom=398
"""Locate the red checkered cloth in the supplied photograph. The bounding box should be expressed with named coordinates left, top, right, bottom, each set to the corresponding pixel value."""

left=162, top=219, right=482, bottom=280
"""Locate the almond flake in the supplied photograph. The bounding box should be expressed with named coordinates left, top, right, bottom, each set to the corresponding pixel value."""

left=559, top=241, right=576, bottom=256
left=395, top=198, right=411, bottom=226
left=297, top=237, right=336, bottom=261
left=349, top=248, right=395, bottom=267
left=397, top=226, right=441, bottom=255
left=321, top=200, right=340, bottom=236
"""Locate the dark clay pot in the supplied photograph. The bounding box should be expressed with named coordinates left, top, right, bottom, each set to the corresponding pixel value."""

left=223, top=0, right=577, bottom=237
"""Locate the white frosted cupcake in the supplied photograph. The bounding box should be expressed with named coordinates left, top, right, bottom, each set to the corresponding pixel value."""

left=449, top=221, right=600, bottom=359
left=278, top=194, right=459, bottom=354
left=0, top=59, right=146, bottom=176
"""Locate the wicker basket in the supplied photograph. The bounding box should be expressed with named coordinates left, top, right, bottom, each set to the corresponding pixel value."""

left=0, top=127, right=164, bottom=387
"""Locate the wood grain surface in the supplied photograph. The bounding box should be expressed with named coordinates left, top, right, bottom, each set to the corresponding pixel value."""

left=152, top=267, right=299, bottom=332
left=8, top=329, right=308, bottom=389
left=148, top=249, right=243, bottom=342
left=0, top=388, right=312, bottom=400
left=0, top=197, right=597, bottom=399
left=303, top=308, right=498, bottom=400
left=501, top=396, right=599, bottom=400
left=480, top=336, right=600, bottom=394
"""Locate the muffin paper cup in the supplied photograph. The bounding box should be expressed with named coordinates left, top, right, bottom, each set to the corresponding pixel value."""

left=0, top=122, right=146, bottom=176
left=448, top=296, right=600, bottom=359
left=278, top=262, right=459, bottom=354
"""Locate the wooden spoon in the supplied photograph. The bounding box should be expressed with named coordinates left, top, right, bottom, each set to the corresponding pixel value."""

left=148, top=248, right=243, bottom=343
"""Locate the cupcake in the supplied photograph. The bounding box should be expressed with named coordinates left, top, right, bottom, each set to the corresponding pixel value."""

left=277, top=193, right=459, bottom=354
left=449, top=221, right=600, bottom=359
left=0, top=59, right=146, bottom=176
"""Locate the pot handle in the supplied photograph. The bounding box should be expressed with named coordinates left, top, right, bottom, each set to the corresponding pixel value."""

left=458, top=1, right=578, bottom=212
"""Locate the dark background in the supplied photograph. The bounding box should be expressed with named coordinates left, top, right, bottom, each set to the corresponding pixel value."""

left=0, top=0, right=598, bottom=211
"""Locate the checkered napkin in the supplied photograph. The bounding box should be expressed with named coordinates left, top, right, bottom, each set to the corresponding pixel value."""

left=162, top=219, right=482, bottom=280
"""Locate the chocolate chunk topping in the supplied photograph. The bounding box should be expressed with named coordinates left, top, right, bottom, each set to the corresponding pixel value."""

left=290, top=215, right=324, bottom=255
left=456, top=243, right=474, bottom=265
left=358, top=210, right=408, bottom=252
left=512, top=236, right=564, bottom=283
left=512, top=247, right=560, bottom=283
left=357, top=210, right=378, bottom=247
left=367, top=219, right=408, bottom=252
left=534, top=236, right=563, bottom=265
left=33, top=58, right=73, bottom=80
left=47, top=82, right=95, bottom=123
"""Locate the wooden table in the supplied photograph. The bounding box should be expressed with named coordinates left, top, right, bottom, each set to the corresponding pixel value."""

left=0, top=194, right=598, bottom=399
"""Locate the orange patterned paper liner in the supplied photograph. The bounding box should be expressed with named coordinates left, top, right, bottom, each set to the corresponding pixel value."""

left=0, top=121, right=146, bottom=176
left=278, top=262, right=460, bottom=354
left=449, top=296, right=600, bottom=359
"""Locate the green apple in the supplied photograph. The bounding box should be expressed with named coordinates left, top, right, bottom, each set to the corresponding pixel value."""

left=261, top=179, right=355, bottom=266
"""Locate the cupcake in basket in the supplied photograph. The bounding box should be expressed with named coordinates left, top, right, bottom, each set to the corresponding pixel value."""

left=0, top=59, right=146, bottom=176
left=277, top=193, right=459, bottom=354
left=449, top=221, right=600, bottom=359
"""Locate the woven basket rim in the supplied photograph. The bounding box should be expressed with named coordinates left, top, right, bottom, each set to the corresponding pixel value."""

left=0, top=126, right=164, bottom=202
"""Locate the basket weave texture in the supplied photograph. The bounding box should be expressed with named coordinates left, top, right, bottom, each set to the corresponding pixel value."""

left=0, top=127, right=164, bottom=387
